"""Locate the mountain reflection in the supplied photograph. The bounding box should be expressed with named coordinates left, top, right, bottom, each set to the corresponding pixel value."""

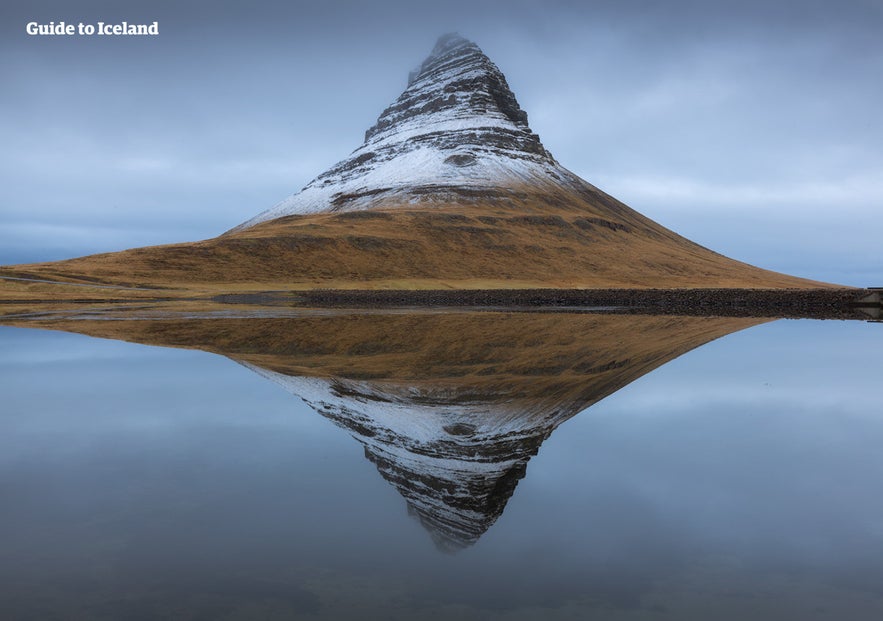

left=6, top=309, right=768, bottom=551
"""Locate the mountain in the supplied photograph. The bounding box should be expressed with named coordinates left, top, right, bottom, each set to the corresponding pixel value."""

left=231, top=33, right=564, bottom=230
left=0, top=309, right=769, bottom=550
left=0, top=34, right=835, bottom=294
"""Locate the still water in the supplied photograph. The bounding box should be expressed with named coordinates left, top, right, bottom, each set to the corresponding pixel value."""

left=0, top=311, right=881, bottom=620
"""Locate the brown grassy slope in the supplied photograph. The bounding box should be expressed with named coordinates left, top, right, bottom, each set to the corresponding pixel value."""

left=7, top=310, right=768, bottom=416
left=0, top=276, right=188, bottom=304
left=0, top=182, right=837, bottom=294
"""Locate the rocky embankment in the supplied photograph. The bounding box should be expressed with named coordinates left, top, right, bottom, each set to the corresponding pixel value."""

left=213, top=288, right=876, bottom=320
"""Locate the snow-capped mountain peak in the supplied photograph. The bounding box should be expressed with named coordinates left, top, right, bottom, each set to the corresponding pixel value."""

left=231, top=34, right=563, bottom=231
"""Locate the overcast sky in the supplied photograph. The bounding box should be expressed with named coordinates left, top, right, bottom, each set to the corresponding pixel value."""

left=2, top=0, right=881, bottom=285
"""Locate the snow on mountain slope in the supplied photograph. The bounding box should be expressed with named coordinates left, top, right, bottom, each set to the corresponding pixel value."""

left=231, top=34, right=572, bottom=232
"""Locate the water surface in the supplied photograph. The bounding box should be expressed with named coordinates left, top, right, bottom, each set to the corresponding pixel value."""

left=1, top=313, right=881, bottom=620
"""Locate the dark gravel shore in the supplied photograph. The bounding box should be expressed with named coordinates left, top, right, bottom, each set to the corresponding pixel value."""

left=213, top=288, right=879, bottom=320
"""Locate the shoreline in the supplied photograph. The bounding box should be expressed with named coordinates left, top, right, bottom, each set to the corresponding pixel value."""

left=212, top=287, right=877, bottom=320
left=1, top=288, right=878, bottom=322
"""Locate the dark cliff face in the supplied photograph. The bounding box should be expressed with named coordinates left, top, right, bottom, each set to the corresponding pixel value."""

left=325, top=32, right=555, bottom=182
left=364, top=443, right=533, bottom=553
left=364, top=33, right=543, bottom=153
left=411, top=34, right=529, bottom=126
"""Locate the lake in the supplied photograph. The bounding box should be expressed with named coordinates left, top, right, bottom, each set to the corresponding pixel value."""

left=1, top=309, right=881, bottom=620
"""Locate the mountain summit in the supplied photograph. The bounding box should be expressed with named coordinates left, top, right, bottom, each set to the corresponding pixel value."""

left=233, top=34, right=565, bottom=230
